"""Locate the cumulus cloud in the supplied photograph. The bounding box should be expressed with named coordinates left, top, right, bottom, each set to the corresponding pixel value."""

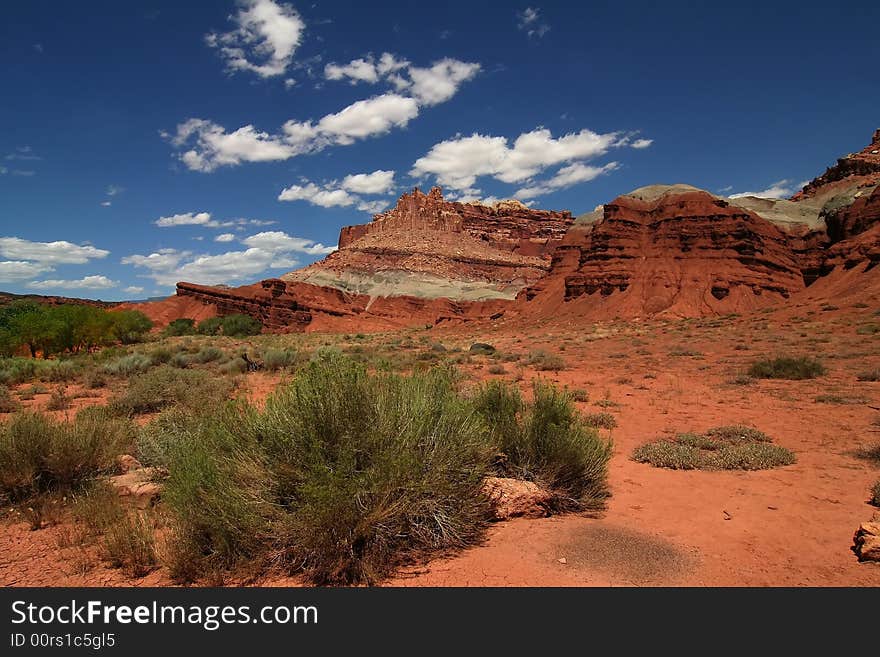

left=0, top=261, right=54, bottom=283
left=0, top=237, right=109, bottom=265
left=169, top=54, right=479, bottom=172
left=341, top=169, right=395, bottom=194
left=215, top=233, right=236, bottom=242
left=411, top=128, right=628, bottom=193
left=728, top=179, right=808, bottom=200
left=515, top=161, right=620, bottom=199
left=517, top=7, right=550, bottom=38
left=279, top=170, right=395, bottom=212
left=154, top=211, right=276, bottom=229
left=123, top=232, right=335, bottom=287
left=322, top=53, right=480, bottom=107
left=630, top=138, right=653, bottom=149
left=27, top=275, right=118, bottom=290
left=206, top=0, right=305, bottom=78
left=123, top=286, right=145, bottom=295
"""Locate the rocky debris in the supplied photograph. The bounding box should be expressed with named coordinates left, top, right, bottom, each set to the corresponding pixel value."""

left=482, top=477, right=552, bottom=520
left=852, top=513, right=880, bottom=562
left=116, top=454, right=142, bottom=473
left=109, top=467, right=163, bottom=509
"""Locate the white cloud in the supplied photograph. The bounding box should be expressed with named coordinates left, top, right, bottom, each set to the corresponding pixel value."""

left=279, top=170, right=395, bottom=212
left=284, top=78, right=296, bottom=89
left=517, top=7, right=550, bottom=38
left=322, top=53, right=480, bottom=107
left=123, top=232, right=335, bottom=286
left=206, top=0, right=305, bottom=78
left=215, top=233, right=236, bottom=242
left=278, top=183, right=358, bottom=207
left=411, top=128, right=626, bottom=191
left=515, top=161, right=620, bottom=199
left=100, top=201, right=112, bottom=207
left=123, top=286, right=145, bottom=295
left=729, top=179, right=803, bottom=200
left=27, top=275, right=118, bottom=290
left=0, top=260, right=54, bottom=283
left=631, top=138, right=653, bottom=149
left=242, top=231, right=336, bottom=255
left=405, top=59, right=481, bottom=106
left=0, top=237, right=109, bottom=265
left=341, top=169, right=395, bottom=194
left=155, top=211, right=214, bottom=227
left=325, top=58, right=379, bottom=84
left=106, top=185, right=124, bottom=196
left=170, top=54, right=479, bottom=172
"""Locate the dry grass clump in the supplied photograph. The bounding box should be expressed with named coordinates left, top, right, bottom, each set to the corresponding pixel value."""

left=632, top=425, right=795, bottom=471
left=748, top=356, right=825, bottom=380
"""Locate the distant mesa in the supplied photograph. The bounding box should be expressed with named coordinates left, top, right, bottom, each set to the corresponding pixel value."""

left=124, top=130, right=880, bottom=331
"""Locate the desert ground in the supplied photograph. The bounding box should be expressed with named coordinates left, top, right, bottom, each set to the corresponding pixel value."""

left=2, top=292, right=878, bottom=587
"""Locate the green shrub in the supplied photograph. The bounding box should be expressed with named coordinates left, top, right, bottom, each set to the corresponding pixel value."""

left=870, top=480, right=880, bottom=507
left=196, top=317, right=223, bottom=336
left=148, top=348, right=173, bottom=365
left=169, top=353, right=191, bottom=369
left=0, top=410, right=133, bottom=501
left=38, top=360, right=80, bottom=383
left=633, top=425, right=794, bottom=470
left=110, top=310, right=153, bottom=344
left=472, top=380, right=611, bottom=511
left=0, top=358, right=38, bottom=386
left=45, top=386, right=70, bottom=411
left=101, top=511, right=158, bottom=577
left=219, top=358, right=247, bottom=375
left=163, top=318, right=196, bottom=337
left=748, top=356, right=826, bottom=380
left=193, top=346, right=224, bottom=364
left=487, top=364, right=506, bottom=375
left=220, top=314, right=262, bottom=337
left=584, top=412, right=617, bottom=429
left=857, top=369, right=880, bottom=382
left=103, top=353, right=153, bottom=376
left=526, top=350, right=566, bottom=371
left=109, top=366, right=233, bottom=416
left=0, top=385, right=20, bottom=413
left=83, top=369, right=108, bottom=389
left=262, top=348, right=298, bottom=372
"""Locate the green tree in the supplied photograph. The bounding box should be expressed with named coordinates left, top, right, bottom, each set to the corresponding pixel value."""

left=163, top=318, right=196, bottom=337
left=111, top=310, right=153, bottom=344
left=196, top=316, right=223, bottom=335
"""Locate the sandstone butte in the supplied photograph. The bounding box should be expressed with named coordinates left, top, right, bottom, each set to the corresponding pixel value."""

left=132, top=129, right=880, bottom=332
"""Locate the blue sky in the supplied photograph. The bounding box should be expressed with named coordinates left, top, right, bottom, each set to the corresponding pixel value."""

left=1, top=1, right=878, bottom=300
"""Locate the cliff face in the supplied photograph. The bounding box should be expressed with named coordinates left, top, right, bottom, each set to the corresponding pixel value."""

left=520, top=186, right=805, bottom=318
left=156, top=131, right=880, bottom=330
left=284, top=187, right=573, bottom=302
left=793, top=129, right=880, bottom=201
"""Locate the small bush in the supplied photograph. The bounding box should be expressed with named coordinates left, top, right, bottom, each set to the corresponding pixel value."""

left=472, top=380, right=611, bottom=511
left=0, top=385, right=20, bottom=413
left=45, top=386, right=70, bottom=411
left=526, top=350, right=566, bottom=371
left=196, top=316, right=223, bottom=336
left=109, top=366, right=232, bottom=416
left=0, top=358, right=38, bottom=385
left=148, top=348, right=173, bottom=365
left=748, top=356, right=826, bottom=380
left=39, top=360, right=80, bottom=383
left=0, top=410, right=133, bottom=501
left=220, top=314, right=262, bottom=337
left=193, top=346, right=224, bottom=364
left=857, top=369, right=880, bottom=382
left=163, top=318, right=196, bottom=337
left=584, top=412, right=617, bottom=429
left=219, top=358, right=247, bottom=375
left=856, top=324, right=880, bottom=335
left=262, top=348, right=298, bottom=372
left=570, top=388, right=589, bottom=402
left=82, top=369, right=107, bottom=389
left=870, top=480, right=880, bottom=507
left=103, top=353, right=153, bottom=376
left=170, top=353, right=191, bottom=369
left=633, top=425, right=794, bottom=471
left=487, top=364, right=506, bottom=375
left=101, top=511, right=158, bottom=577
